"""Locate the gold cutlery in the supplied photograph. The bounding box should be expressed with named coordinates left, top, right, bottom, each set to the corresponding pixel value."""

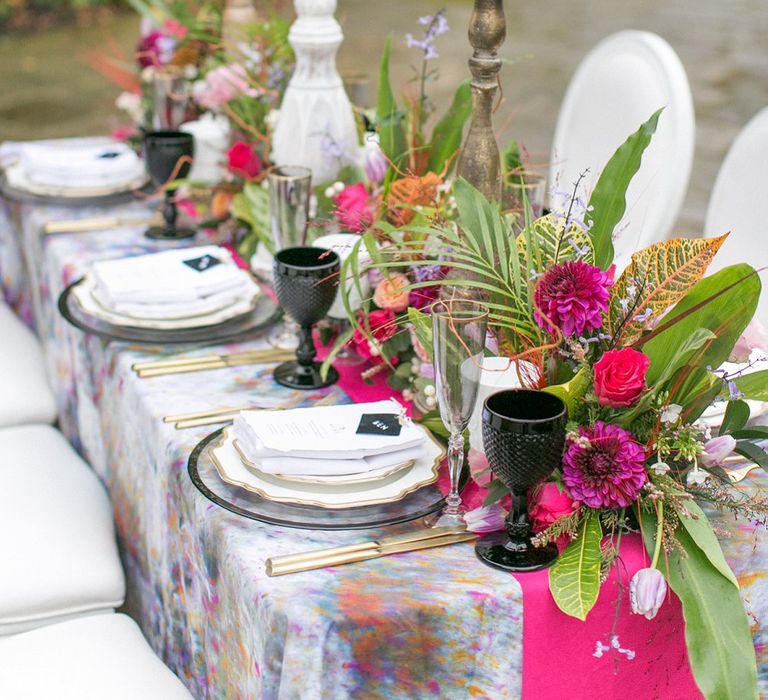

left=134, top=349, right=294, bottom=378
left=163, top=405, right=255, bottom=424
left=43, top=215, right=161, bottom=235
left=174, top=412, right=248, bottom=429
left=266, top=527, right=477, bottom=577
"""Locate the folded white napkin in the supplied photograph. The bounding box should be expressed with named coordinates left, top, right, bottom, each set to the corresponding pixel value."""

left=241, top=443, right=426, bottom=477
left=18, top=141, right=145, bottom=188
left=91, top=246, right=258, bottom=316
left=232, top=400, right=426, bottom=462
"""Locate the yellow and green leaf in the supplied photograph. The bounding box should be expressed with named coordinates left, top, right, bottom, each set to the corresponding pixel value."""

left=610, top=234, right=728, bottom=345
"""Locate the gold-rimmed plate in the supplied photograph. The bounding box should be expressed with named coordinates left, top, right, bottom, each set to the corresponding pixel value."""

left=211, top=426, right=445, bottom=509
left=232, top=438, right=416, bottom=486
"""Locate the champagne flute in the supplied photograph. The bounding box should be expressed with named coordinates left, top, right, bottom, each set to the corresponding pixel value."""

left=267, top=165, right=312, bottom=349
left=432, top=299, right=489, bottom=527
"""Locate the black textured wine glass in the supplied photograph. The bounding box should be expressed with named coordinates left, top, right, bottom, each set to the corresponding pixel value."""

left=272, top=247, right=340, bottom=389
left=143, top=130, right=195, bottom=240
left=475, top=389, right=567, bottom=572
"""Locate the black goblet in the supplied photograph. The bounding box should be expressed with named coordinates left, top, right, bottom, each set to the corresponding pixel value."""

left=143, top=130, right=195, bottom=240
left=272, top=247, right=340, bottom=390
left=475, top=389, right=567, bottom=572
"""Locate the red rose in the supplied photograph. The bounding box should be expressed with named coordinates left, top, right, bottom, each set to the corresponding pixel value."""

left=352, top=308, right=396, bottom=359
left=593, top=347, right=650, bottom=408
left=529, top=482, right=579, bottom=532
left=334, top=183, right=376, bottom=233
left=227, top=141, right=262, bottom=180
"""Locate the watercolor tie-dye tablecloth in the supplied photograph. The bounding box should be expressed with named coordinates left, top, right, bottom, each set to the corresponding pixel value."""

left=1, top=170, right=766, bottom=699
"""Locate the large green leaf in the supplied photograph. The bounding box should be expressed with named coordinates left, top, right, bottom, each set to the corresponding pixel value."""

left=640, top=510, right=757, bottom=700
left=639, top=264, right=760, bottom=386
left=586, top=108, right=662, bottom=270
left=543, top=366, right=590, bottom=420
left=548, top=511, right=602, bottom=620
left=376, top=36, right=407, bottom=174
left=733, top=369, right=768, bottom=401
left=427, top=81, right=472, bottom=176
left=719, top=400, right=751, bottom=436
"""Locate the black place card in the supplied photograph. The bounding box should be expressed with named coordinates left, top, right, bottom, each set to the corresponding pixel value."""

left=356, top=413, right=402, bottom=437
left=182, top=254, right=222, bottom=272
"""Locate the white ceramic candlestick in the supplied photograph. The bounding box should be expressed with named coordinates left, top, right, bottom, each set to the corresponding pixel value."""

left=272, top=0, right=358, bottom=183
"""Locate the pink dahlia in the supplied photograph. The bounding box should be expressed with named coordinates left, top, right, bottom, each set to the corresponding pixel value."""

left=562, top=421, right=647, bottom=509
left=534, top=261, right=614, bottom=337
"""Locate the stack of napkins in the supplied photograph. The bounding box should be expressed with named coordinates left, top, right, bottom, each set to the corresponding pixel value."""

left=18, top=141, right=145, bottom=189
left=232, top=401, right=427, bottom=477
left=91, top=246, right=259, bottom=320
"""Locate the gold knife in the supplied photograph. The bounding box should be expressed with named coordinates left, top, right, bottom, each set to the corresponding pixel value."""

left=43, top=215, right=161, bottom=234
left=266, top=531, right=478, bottom=576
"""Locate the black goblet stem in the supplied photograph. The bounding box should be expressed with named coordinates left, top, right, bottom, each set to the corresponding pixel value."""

left=162, top=189, right=178, bottom=237
left=296, top=324, right=317, bottom=368
left=505, top=490, right=532, bottom=553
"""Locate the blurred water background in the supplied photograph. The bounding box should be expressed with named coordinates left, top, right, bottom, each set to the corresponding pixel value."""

left=1, top=0, right=767, bottom=233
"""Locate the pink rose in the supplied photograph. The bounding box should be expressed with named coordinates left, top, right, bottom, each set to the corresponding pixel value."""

left=163, top=19, right=188, bottom=39
left=334, top=183, right=377, bottom=233
left=373, top=273, right=410, bottom=312
left=529, top=482, right=579, bottom=533
left=593, top=347, right=650, bottom=408
left=468, top=448, right=492, bottom=486
left=227, top=142, right=262, bottom=180
left=729, top=320, right=768, bottom=362
left=352, top=308, right=396, bottom=359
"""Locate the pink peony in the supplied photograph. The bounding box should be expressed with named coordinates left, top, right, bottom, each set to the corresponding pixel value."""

left=334, top=183, right=377, bottom=233
left=593, top=347, right=650, bottom=408
left=352, top=308, right=396, bottom=359
left=373, top=273, right=410, bottom=312
left=195, top=64, right=260, bottom=110
left=529, top=482, right=579, bottom=532
left=227, top=141, right=262, bottom=180
left=534, top=261, right=614, bottom=337
left=563, top=421, right=647, bottom=509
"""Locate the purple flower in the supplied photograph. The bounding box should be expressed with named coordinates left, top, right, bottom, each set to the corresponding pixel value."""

left=465, top=504, right=507, bottom=533
left=534, top=260, right=614, bottom=337
left=405, top=10, right=450, bottom=61
left=136, top=30, right=176, bottom=69
left=629, top=568, right=667, bottom=620
left=699, top=435, right=736, bottom=467
left=563, top=422, right=647, bottom=509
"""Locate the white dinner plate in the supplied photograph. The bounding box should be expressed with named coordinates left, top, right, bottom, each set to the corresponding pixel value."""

left=211, top=426, right=445, bottom=509
left=71, top=275, right=260, bottom=330
left=233, top=438, right=416, bottom=486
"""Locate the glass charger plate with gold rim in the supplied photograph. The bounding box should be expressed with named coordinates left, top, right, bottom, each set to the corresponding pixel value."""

left=212, top=426, right=444, bottom=509
left=187, top=428, right=467, bottom=530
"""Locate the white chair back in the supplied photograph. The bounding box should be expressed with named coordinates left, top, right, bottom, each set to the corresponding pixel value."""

left=549, top=30, right=695, bottom=270
left=704, top=106, right=768, bottom=324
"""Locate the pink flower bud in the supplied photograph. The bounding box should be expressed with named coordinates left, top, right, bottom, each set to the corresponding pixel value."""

left=363, top=134, right=388, bottom=184
left=629, top=568, right=667, bottom=620
left=699, top=435, right=736, bottom=467
left=465, top=504, right=507, bottom=534
left=729, top=320, right=768, bottom=363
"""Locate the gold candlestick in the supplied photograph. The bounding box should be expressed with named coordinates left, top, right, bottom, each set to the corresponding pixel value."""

left=457, top=0, right=506, bottom=202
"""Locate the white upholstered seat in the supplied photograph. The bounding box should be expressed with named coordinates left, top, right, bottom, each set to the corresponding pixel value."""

left=549, top=30, right=695, bottom=270
left=0, top=302, right=56, bottom=427
left=0, top=425, right=125, bottom=635
left=0, top=613, right=194, bottom=699
left=704, top=106, right=768, bottom=324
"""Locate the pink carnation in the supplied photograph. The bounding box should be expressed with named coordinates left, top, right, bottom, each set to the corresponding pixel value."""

left=562, top=421, right=647, bottom=509
left=534, top=261, right=614, bottom=337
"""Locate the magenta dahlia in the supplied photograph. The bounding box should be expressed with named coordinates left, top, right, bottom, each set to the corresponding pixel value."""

left=534, top=261, right=614, bottom=337
left=562, top=421, right=647, bottom=509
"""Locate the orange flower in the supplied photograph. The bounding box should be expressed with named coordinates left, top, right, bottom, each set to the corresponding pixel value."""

left=386, top=172, right=441, bottom=227
left=373, top=273, right=410, bottom=312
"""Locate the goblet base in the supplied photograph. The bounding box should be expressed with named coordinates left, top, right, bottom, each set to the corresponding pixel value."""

left=145, top=226, right=196, bottom=241
left=274, top=360, right=339, bottom=390
left=474, top=532, right=558, bottom=572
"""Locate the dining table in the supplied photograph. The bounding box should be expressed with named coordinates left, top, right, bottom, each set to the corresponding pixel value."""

left=1, top=138, right=766, bottom=700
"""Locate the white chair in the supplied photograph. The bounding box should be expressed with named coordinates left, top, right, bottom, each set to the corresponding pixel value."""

left=0, top=302, right=56, bottom=427
left=704, top=106, right=768, bottom=324
left=0, top=613, right=194, bottom=699
left=0, top=425, right=125, bottom=635
left=549, top=30, right=695, bottom=270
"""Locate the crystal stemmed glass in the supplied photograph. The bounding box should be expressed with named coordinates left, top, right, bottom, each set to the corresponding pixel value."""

left=475, top=389, right=567, bottom=572
left=432, top=300, right=489, bottom=527
left=143, top=130, right=195, bottom=240
left=272, top=247, right=340, bottom=389
left=267, top=165, right=313, bottom=349
left=151, top=66, right=192, bottom=130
